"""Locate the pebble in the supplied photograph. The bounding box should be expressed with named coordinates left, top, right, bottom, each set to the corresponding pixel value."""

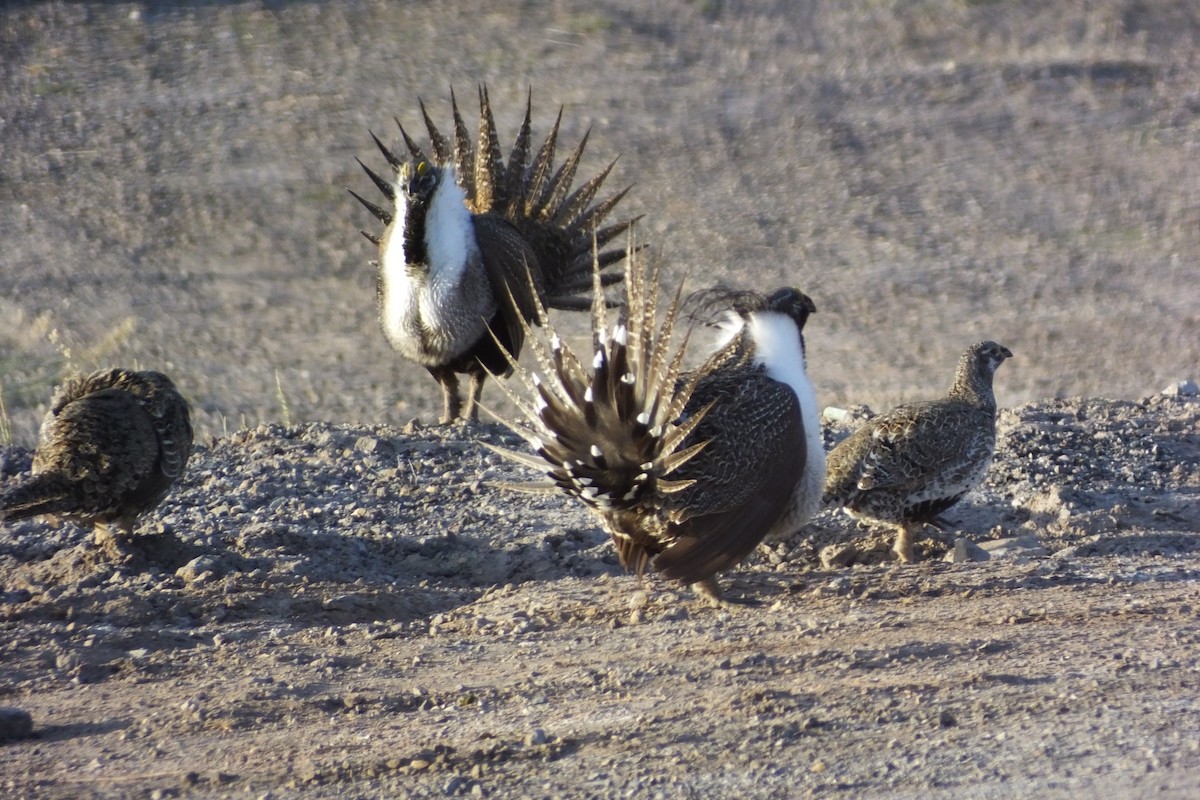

left=945, top=538, right=990, bottom=563
left=822, top=406, right=853, bottom=423
left=525, top=728, right=548, bottom=746
left=978, top=534, right=1047, bottom=560
left=176, top=555, right=221, bottom=584
left=0, top=707, right=34, bottom=741
left=820, top=543, right=859, bottom=569
left=1160, top=380, right=1198, bottom=397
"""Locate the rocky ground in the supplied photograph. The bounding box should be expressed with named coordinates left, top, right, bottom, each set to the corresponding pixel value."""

left=1, top=390, right=1198, bottom=798
left=2, top=1, right=1200, bottom=797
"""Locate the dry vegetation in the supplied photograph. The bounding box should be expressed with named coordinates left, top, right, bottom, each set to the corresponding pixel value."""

left=1, top=0, right=1197, bottom=439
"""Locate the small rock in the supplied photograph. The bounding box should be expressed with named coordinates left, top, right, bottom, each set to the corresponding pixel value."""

left=938, top=709, right=957, bottom=727
left=979, top=534, right=1047, bottom=560
left=179, top=698, right=206, bottom=721
left=660, top=606, right=688, bottom=622
left=355, top=435, right=394, bottom=456
left=176, top=555, right=221, bottom=584
left=822, top=406, right=853, bottom=423
left=945, top=538, right=990, bottom=563
left=1161, top=380, right=1198, bottom=397
left=0, top=707, right=34, bottom=741
left=820, top=543, right=859, bottom=569
left=525, top=728, right=548, bottom=746
left=74, top=663, right=112, bottom=685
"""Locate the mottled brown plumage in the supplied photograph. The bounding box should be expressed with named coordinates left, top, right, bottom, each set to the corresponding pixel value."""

left=352, top=86, right=636, bottom=423
left=823, top=341, right=1013, bottom=562
left=487, top=244, right=825, bottom=605
left=0, top=369, right=193, bottom=543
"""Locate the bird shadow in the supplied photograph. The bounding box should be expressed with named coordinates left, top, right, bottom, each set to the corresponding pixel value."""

left=23, top=718, right=129, bottom=744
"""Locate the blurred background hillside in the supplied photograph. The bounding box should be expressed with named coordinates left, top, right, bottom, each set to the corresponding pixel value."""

left=2, top=0, right=1198, bottom=444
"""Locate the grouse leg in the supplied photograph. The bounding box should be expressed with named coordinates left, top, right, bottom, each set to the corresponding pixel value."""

left=893, top=522, right=917, bottom=564
left=692, top=576, right=725, bottom=607
left=691, top=577, right=762, bottom=608
left=461, top=365, right=488, bottom=424
left=428, top=366, right=462, bottom=424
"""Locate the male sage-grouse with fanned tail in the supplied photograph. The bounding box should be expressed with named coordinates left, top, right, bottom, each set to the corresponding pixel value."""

left=823, top=341, right=1012, bottom=563
left=0, top=369, right=193, bottom=547
left=486, top=244, right=826, bottom=605
left=351, top=86, right=636, bottom=424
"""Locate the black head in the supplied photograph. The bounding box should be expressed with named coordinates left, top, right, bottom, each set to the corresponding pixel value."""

left=687, top=285, right=817, bottom=331
left=401, top=159, right=440, bottom=204
left=762, top=286, right=817, bottom=332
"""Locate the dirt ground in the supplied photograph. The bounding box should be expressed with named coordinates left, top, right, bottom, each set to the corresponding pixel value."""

left=2, top=1, right=1200, bottom=798
left=2, top=392, right=1198, bottom=799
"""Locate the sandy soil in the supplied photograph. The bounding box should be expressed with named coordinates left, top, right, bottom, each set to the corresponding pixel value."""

left=2, top=391, right=1198, bottom=798
left=2, top=1, right=1200, bottom=798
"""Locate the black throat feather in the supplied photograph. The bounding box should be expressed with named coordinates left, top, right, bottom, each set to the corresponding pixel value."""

left=401, top=197, right=429, bottom=267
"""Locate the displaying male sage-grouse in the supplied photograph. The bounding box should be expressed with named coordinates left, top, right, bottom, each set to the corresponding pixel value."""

left=352, top=86, right=636, bottom=424
left=0, top=369, right=193, bottom=545
left=823, top=341, right=1013, bottom=563
left=487, top=244, right=826, bottom=605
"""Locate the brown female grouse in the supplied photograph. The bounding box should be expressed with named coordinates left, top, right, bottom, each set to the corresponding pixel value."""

left=0, top=368, right=193, bottom=545
left=823, top=341, right=1012, bottom=562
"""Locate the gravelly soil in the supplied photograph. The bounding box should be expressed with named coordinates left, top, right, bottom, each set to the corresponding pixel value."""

left=2, top=1, right=1200, bottom=798
left=1, top=391, right=1198, bottom=798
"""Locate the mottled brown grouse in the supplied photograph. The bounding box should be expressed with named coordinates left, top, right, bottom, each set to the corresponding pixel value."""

left=0, top=368, right=193, bottom=545
left=488, top=244, right=825, bottom=605
left=823, top=341, right=1013, bottom=562
left=352, top=86, right=636, bottom=424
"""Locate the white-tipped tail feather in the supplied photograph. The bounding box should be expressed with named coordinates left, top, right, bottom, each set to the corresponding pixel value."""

left=486, top=241, right=826, bottom=603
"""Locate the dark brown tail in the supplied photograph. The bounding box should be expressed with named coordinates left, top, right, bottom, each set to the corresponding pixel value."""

left=0, top=473, right=75, bottom=523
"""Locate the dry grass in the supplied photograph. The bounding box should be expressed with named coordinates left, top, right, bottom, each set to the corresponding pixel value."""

left=0, top=306, right=139, bottom=444
left=0, top=0, right=1197, bottom=442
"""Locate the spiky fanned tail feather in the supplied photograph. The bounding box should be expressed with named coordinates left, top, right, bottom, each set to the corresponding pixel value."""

left=484, top=237, right=710, bottom=516
left=354, top=85, right=636, bottom=308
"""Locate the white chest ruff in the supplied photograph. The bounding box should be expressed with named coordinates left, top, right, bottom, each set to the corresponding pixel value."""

left=377, top=171, right=494, bottom=364
left=380, top=249, right=487, bottom=364
left=743, top=312, right=828, bottom=539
